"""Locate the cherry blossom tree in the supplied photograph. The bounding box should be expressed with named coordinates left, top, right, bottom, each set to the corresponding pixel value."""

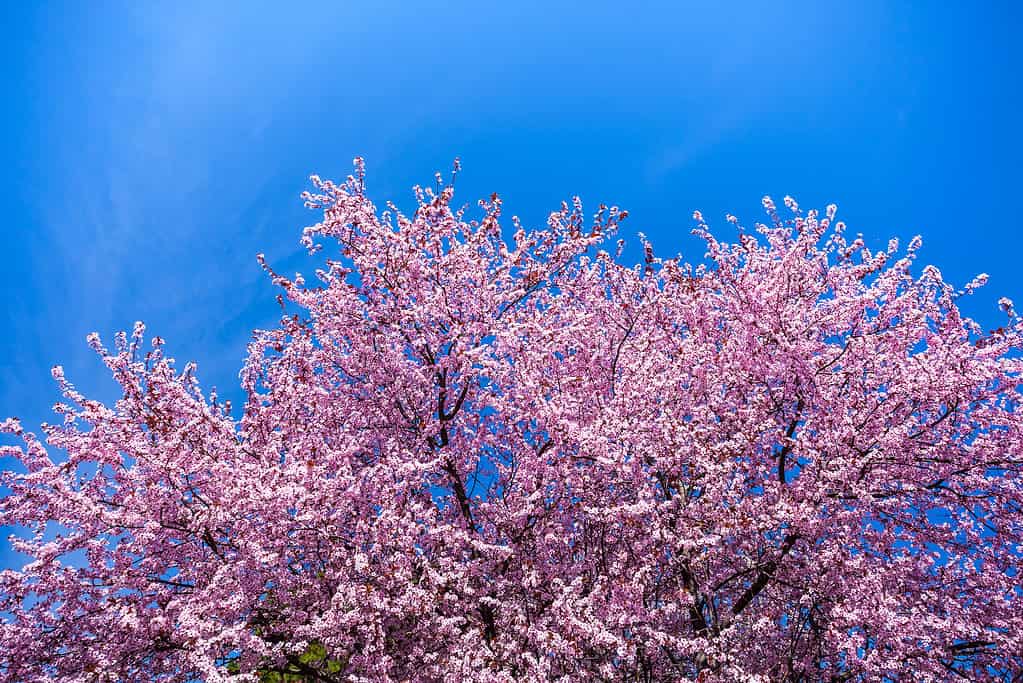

left=2, top=160, right=1022, bottom=681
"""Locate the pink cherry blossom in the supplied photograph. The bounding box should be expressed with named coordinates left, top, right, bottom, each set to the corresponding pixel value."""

left=2, top=160, right=1021, bottom=681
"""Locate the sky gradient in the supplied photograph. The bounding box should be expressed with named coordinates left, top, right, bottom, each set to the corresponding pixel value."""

left=1, top=2, right=1021, bottom=567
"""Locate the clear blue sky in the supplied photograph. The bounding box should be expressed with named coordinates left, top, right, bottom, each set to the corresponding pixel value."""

left=1, top=2, right=1020, bottom=567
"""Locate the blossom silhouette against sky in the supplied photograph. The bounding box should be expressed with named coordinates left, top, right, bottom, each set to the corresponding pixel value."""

left=1, top=3, right=1020, bottom=575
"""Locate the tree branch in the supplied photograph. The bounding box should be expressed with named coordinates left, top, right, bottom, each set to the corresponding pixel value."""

left=730, top=533, right=799, bottom=617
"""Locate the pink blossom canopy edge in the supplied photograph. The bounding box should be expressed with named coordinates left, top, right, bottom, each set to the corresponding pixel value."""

left=2, top=160, right=1022, bottom=681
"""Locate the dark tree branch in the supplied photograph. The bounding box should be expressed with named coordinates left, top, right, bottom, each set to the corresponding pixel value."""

left=731, top=534, right=799, bottom=617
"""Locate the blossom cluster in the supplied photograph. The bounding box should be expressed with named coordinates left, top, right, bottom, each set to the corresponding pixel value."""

left=2, top=160, right=1021, bottom=681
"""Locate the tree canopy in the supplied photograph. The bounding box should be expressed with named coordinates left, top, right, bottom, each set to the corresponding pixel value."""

left=2, top=160, right=1021, bottom=681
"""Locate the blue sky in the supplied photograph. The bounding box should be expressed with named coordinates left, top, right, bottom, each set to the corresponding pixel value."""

left=1, top=2, right=1020, bottom=567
